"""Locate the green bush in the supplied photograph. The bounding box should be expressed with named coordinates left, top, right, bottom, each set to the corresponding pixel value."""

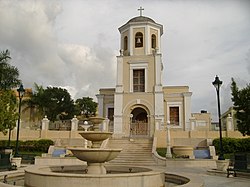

left=0, top=139, right=54, bottom=153
left=212, top=137, right=250, bottom=155
left=34, top=139, right=54, bottom=152
left=156, top=148, right=166, bottom=157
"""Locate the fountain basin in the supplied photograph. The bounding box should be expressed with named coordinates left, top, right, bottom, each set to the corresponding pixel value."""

left=89, top=116, right=105, bottom=123
left=24, top=165, right=165, bottom=187
left=79, top=132, right=112, bottom=142
left=68, top=148, right=122, bottom=163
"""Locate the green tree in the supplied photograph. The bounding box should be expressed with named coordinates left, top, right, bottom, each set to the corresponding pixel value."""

left=75, top=97, right=97, bottom=118
left=0, top=90, right=18, bottom=135
left=22, top=83, right=45, bottom=121
left=0, top=49, right=11, bottom=62
left=231, top=78, right=250, bottom=136
left=41, top=87, right=75, bottom=121
left=0, top=50, right=21, bottom=90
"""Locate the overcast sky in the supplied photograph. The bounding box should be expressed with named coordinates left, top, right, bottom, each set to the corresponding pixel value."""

left=0, top=0, right=250, bottom=121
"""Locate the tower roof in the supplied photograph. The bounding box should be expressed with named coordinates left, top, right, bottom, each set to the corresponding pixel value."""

left=119, top=15, right=163, bottom=35
left=126, top=16, right=156, bottom=24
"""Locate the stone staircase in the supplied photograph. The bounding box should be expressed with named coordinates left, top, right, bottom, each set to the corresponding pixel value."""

left=106, top=138, right=157, bottom=166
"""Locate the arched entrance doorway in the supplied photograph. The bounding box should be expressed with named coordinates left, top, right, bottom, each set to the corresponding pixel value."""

left=130, top=107, right=149, bottom=137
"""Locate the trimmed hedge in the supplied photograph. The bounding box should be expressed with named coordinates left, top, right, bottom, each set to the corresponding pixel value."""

left=212, top=137, right=250, bottom=155
left=0, top=139, right=54, bottom=153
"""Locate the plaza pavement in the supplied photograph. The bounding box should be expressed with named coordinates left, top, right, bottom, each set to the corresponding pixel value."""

left=163, top=165, right=250, bottom=187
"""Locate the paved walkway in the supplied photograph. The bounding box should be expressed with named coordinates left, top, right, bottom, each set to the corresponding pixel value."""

left=164, top=166, right=250, bottom=187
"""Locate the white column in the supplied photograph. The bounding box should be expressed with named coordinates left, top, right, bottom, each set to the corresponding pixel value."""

left=154, top=50, right=164, bottom=122
left=155, top=119, right=161, bottom=131
left=154, top=52, right=162, bottom=86
left=129, top=26, right=133, bottom=56
left=102, top=118, right=110, bottom=131
left=226, top=114, right=233, bottom=131
left=96, top=94, right=104, bottom=117
left=71, top=115, right=79, bottom=131
left=154, top=92, right=164, bottom=121
left=190, top=116, right=196, bottom=131
left=183, top=92, right=192, bottom=131
left=116, top=56, right=124, bottom=93
left=145, top=25, right=149, bottom=55
left=114, top=93, right=123, bottom=135
left=42, top=116, right=49, bottom=130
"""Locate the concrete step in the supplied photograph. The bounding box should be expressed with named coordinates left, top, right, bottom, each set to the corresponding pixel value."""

left=107, top=138, right=156, bottom=166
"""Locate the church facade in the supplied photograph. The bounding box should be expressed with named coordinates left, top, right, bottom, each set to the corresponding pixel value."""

left=97, top=13, right=201, bottom=138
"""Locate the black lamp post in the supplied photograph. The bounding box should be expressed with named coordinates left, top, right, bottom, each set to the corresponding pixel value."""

left=212, top=75, right=224, bottom=160
left=14, top=84, right=25, bottom=157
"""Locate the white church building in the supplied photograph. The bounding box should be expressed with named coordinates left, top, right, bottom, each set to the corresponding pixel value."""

left=97, top=10, right=212, bottom=139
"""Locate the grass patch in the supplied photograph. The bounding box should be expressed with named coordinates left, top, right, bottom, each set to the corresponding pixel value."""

left=156, top=148, right=166, bottom=157
left=18, top=151, right=43, bottom=156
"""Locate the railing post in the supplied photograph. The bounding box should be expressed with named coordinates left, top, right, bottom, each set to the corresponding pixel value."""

left=41, top=116, right=49, bottom=139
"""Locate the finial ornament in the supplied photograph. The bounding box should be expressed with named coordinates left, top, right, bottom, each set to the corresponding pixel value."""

left=138, top=6, right=144, bottom=16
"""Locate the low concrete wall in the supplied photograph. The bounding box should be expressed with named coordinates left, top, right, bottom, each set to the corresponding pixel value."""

left=0, top=129, right=246, bottom=149
left=154, top=130, right=246, bottom=148
left=166, top=159, right=216, bottom=168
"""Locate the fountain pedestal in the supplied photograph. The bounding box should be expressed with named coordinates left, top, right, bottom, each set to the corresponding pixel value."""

left=87, top=163, right=106, bottom=174
left=68, top=117, right=122, bottom=174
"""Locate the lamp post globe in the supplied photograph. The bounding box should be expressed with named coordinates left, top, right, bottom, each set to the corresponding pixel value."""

left=14, top=84, right=25, bottom=157
left=212, top=76, right=224, bottom=160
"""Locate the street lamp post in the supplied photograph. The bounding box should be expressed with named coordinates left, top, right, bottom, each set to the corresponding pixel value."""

left=165, top=121, right=172, bottom=158
left=212, top=76, right=224, bottom=160
left=14, top=84, right=25, bottom=157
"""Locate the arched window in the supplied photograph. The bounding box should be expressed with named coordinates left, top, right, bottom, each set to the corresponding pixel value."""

left=135, top=32, right=143, bottom=48
left=124, top=36, right=128, bottom=51
left=151, top=34, right=156, bottom=49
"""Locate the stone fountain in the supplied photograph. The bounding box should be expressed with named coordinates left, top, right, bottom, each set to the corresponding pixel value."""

left=24, top=117, right=165, bottom=187
left=68, top=117, right=122, bottom=174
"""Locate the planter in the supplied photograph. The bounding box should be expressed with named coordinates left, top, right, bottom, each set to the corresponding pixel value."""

left=216, top=159, right=229, bottom=171
left=172, top=146, right=194, bottom=159
left=11, top=157, right=22, bottom=168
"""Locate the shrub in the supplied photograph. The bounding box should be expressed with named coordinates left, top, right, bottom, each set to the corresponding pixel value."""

left=34, top=139, right=54, bottom=152
left=0, top=139, right=54, bottom=153
left=156, top=148, right=166, bottom=157
left=212, top=137, right=250, bottom=155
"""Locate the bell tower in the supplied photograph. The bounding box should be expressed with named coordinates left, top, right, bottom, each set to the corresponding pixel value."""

left=113, top=8, right=165, bottom=137
left=119, top=8, right=163, bottom=57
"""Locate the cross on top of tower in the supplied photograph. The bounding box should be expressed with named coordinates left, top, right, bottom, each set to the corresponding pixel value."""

left=138, top=6, right=144, bottom=16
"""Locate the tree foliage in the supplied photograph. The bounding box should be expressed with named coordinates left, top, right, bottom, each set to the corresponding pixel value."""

left=0, top=50, right=21, bottom=90
left=25, top=85, right=75, bottom=121
left=42, top=87, right=75, bottom=121
left=75, top=97, right=97, bottom=117
left=231, top=78, right=250, bottom=136
left=0, top=50, right=20, bottom=134
left=24, top=84, right=98, bottom=122
left=0, top=90, right=18, bottom=135
left=22, top=83, right=45, bottom=121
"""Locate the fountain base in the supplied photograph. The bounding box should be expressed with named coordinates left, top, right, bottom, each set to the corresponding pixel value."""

left=24, top=165, right=165, bottom=187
